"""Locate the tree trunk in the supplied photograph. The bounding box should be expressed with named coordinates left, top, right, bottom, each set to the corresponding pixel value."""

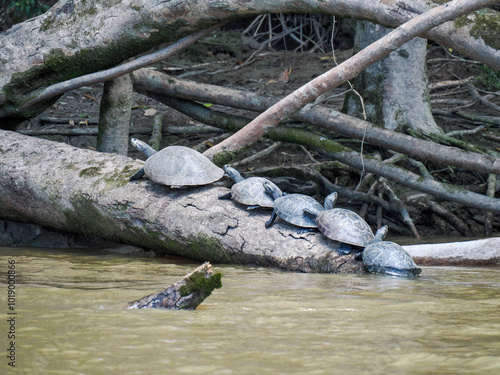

left=344, top=21, right=441, bottom=134
left=1, top=0, right=499, bottom=127
left=97, top=74, right=133, bottom=155
left=0, top=130, right=363, bottom=274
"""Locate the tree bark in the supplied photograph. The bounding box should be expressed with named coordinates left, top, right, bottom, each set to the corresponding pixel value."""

left=0, top=129, right=363, bottom=274
left=97, top=74, right=133, bottom=155
left=344, top=21, right=440, bottom=134
left=1, top=0, right=499, bottom=126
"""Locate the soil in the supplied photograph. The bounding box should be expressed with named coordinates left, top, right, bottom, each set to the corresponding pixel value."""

left=16, top=31, right=500, bottom=240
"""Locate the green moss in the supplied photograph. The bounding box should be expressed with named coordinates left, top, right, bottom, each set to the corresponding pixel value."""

left=179, top=271, right=222, bottom=298
left=183, top=234, right=232, bottom=263
left=211, top=151, right=236, bottom=167
left=455, top=10, right=500, bottom=50
left=64, top=194, right=121, bottom=239
left=79, top=166, right=102, bottom=177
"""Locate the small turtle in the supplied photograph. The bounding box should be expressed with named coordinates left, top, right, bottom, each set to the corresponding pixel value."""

left=304, top=192, right=385, bottom=254
left=362, top=227, right=422, bottom=278
left=129, top=138, right=224, bottom=188
left=263, top=181, right=323, bottom=231
left=219, top=165, right=281, bottom=209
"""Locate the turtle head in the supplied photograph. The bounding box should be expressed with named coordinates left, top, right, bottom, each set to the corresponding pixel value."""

left=263, top=180, right=282, bottom=200
left=131, top=138, right=157, bottom=158
left=223, top=165, right=244, bottom=183
left=324, top=191, right=338, bottom=210
left=372, top=225, right=389, bottom=244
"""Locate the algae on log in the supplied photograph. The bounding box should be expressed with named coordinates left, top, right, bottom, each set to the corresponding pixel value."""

left=0, top=130, right=363, bottom=273
left=128, top=262, right=222, bottom=310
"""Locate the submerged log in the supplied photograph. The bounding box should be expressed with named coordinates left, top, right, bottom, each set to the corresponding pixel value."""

left=0, top=130, right=362, bottom=273
left=128, top=262, right=222, bottom=310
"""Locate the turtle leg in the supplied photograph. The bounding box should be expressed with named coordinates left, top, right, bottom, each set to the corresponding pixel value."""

left=297, top=228, right=317, bottom=234
left=129, top=168, right=145, bottom=181
left=337, top=243, right=353, bottom=255
left=218, top=192, right=232, bottom=200
left=265, top=210, right=278, bottom=228
left=246, top=205, right=261, bottom=210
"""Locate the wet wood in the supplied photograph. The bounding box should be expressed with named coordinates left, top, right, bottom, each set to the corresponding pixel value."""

left=128, top=262, right=222, bottom=310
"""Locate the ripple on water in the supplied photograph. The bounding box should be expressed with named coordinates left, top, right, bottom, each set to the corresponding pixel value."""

left=1, top=247, right=499, bottom=374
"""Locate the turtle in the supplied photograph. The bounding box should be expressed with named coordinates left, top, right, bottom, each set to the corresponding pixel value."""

left=129, top=138, right=224, bottom=188
left=303, top=192, right=386, bottom=254
left=263, top=180, right=324, bottom=231
left=218, top=165, right=282, bottom=209
left=362, top=227, right=422, bottom=278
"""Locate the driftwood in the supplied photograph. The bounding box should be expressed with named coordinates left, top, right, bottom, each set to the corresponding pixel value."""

left=128, top=262, right=222, bottom=310
left=0, top=130, right=363, bottom=274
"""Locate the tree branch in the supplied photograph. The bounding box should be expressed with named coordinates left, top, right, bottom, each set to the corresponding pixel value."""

left=203, top=0, right=499, bottom=159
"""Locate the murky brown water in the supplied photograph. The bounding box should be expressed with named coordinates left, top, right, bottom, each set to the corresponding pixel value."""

left=1, top=247, right=499, bottom=374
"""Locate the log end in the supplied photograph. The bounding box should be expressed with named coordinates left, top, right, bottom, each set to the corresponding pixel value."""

left=128, top=262, right=222, bottom=310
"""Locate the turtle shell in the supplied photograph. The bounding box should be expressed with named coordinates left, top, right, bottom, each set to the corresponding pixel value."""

left=316, top=208, right=374, bottom=247
left=362, top=241, right=422, bottom=278
left=144, top=145, right=224, bottom=187
left=273, top=194, right=323, bottom=228
left=231, top=177, right=281, bottom=208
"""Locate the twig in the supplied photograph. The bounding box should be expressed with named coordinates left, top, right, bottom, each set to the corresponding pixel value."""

left=405, top=193, right=472, bottom=236
left=445, top=125, right=485, bottom=137
left=429, top=77, right=474, bottom=91
left=379, top=178, right=421, bottom=239
left=232, top=142, right=283, bottom=167
left=467, top=84, right=500, bottom=113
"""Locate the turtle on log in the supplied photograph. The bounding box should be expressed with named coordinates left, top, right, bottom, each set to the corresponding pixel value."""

left=263, top=181, right=325, bottom=232
left=219, top=165, right=281, bottom=209
left=129, top=138, right=224, bottom=188
left=304, top=191, right=386, bottom=254
left=362, top=226, right=422, bottom=278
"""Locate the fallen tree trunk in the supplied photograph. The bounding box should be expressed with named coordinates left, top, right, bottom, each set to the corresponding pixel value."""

left=0, top=130, right=362, bottom=273
left=128, top=262, right=222, bottom=310
left=404, top=238, right=500, bottom=266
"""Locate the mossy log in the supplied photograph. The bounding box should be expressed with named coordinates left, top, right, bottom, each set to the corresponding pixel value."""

left=0, top=130, right=363, bottom=273
left=128, top=262, right=222, bottom=310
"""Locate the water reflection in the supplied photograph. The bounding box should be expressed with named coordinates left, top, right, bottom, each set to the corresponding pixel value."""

left=1, top=247, right=499, bottom=374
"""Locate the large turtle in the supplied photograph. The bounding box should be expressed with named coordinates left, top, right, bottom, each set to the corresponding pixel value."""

left=304, top=192, right=386, bottom=254
left=219, top=165, right=281, bottom=209
left=129, top=138, right=224, bottom=188
left=263, top=181, right=327, bottom=231
left=362, top=226, right=422, bottom=278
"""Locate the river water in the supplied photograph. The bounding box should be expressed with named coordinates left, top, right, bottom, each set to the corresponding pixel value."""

left=1, top=246, right=499, bottom=374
